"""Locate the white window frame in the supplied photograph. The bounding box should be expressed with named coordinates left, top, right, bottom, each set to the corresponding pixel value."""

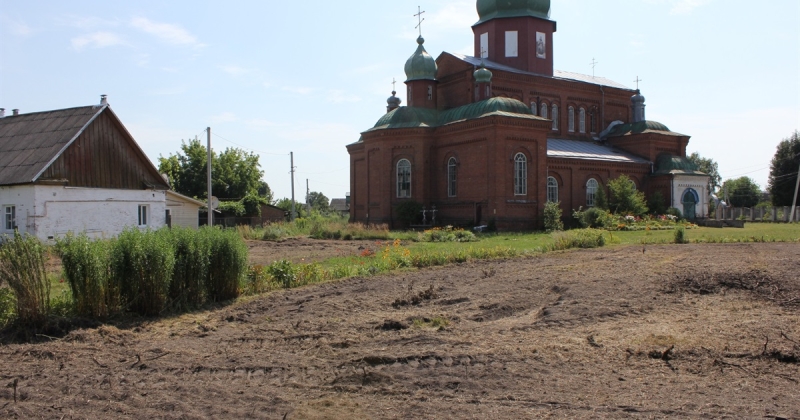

left=138, top=204, right=149, bottom=227
left=579, top=107, right=586, bottom=133
left=514, top=153, right=527, bottom=196
left=397, top=159, right=412, bottom=198
left=586, top=178, right=599, bottom=207
left=551, top=104, right=559, bottom=130
left=480, top=33, right=489, bottom=58
left=505, top=31, right=518, bottom=57
left=4, top=205, right=16, bottom=231
left=447, top=157, right=457, bottom=197
left=547, top=177, right=559, bottom=203
left=568, top=106, right=575, bottom=132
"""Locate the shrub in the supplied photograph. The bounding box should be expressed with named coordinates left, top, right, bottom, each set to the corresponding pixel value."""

left=648, top=191, right=667, bottom=215
left=57, top=233, right=117, bottom=318
left=607, top=174, right=649, bottom=216
left=205, top=227, right=248, bottom=301
left=543, top=201, right=564, bottom=232
left=243, top=264, right=272, bottom=295
left=268, top=259, right=297, bottom=288
left=574, top=207, right=612, bottom=229
left=0, top=232, right=50, bottom=326
left=667, top=207, right=683, bottom=220
left=419, top=226, right=478, bottom=242
left=169, top=228, right=210, bottom=309
left=550, top=229, right=606, bottom=251
left=111, top=228, right=175, bottom=316
left=674, top=226, right=689, bottom=244
left=394, top=201, right=423, bottom=226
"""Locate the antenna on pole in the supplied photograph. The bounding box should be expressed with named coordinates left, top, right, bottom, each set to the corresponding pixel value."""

left=414, top=6, right=426, bottom=37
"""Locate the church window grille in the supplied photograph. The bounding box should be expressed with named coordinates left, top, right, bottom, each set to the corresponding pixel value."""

left=568, top=106, right=575, bottom=132
left=514, top=153, right=527, bottom=195
left=551, top=105, right=559, bottom=130
left=447, top=157, right=457, bottom=197
left=547, top=177, right=558, bottom=203
left=579, top=108, right=586, bottom=133
left=586, top=178, right=599, bottom=207
left=540, top=103, right=548, bottom=119
left=397, top=159, right=411, bottom=198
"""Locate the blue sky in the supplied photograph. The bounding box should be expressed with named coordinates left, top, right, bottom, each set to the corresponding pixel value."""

left=1, top=0, right=798, bottom=202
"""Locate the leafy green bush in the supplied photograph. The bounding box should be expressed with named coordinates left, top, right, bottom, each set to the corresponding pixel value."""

left=268, top=259, right=297, bottom=288
left=0, top=286, right=15, bottom=329
left=573, top=207, right=612, bottom=229
left=205, top=227, right=248, bottom=301
left=673, top=226, right=689, bottom=244
left=419, top=226, right=478, bottom=242
left=111, top=228, right=175, bottom=316
left=607, top=174, right=649, bottom=216
left=667, top=207, right=683, bottom=220
left=648, top=191, right=667, bottom=215
left=0, top=232, right=50, bottom=326
left=57, top=233, right=117, bottom=318
left=550, top=229, right=606, bottom=250
left=543, top=201, right=564, bottom=232
left=394, top=201, right=423, bottom=226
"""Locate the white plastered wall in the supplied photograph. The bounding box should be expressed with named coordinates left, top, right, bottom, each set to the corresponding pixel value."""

left=166, top=194, right=201, bottom=229
left=1, top=185, right=166, bottom=242
left=672, top=175, right=709, bottom=219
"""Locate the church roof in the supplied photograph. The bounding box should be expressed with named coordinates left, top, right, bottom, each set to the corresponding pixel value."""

left=449, top=53, right=631, bottom=90
left=405, top=37, right=438, bottom=82
left=604, top=120, right=687, bottom=137
left=475, top=0, right=551, bottom=25
left=653, top=155, right=707, bottom=176
left=365, top=97, right=544, bottom=133
left=547, top=139, right=651, bottom=164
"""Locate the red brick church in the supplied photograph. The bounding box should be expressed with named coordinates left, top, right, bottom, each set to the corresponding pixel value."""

left=347, top=0, right=709, bottom=229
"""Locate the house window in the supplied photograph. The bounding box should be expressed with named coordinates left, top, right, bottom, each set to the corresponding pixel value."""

left=579, top=107, right=586, bottom=133
left=514, top=153, right=527, bottom=195
left=547, top=177, right=558, bottom=202
left=447, top=157, right=457, bottom=197
left=551, top=104, right=559, bottom=130
left=586, top=178, right=599, bottom=207
left=505, top=31, right=518, bottom=57
left=397, top=159, right=411, bottom=198
left=568, top=106, right=575, bottom=132
left=4, top=205, right=15, bottom=230
left=531, top=103, right=537, bottom=116
left=138, top=204, right=149, bottom=227
left=540, top=103, right=548, bottom=119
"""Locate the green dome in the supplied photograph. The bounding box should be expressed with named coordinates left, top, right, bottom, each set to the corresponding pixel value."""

left=476, top=0, right=551, bottom=25
left=404, top=36, right=438, bottom=82
left=474, top=62, right=493, bottom=83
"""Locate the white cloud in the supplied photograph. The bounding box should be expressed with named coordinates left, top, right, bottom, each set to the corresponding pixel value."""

left=210, top=112, right=238, bottom=124
left=669, top=0, right=713, bottom=15
left=71, top=31, right=126, bottom=50
left=130, top=17, right=201, bottom=47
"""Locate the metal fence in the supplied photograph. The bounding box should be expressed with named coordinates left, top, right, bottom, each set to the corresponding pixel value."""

left=715, top=206, right=799, bottom=223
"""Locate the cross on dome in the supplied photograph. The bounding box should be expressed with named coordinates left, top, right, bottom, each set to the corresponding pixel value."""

left=414, top=6, right=426, bottom=37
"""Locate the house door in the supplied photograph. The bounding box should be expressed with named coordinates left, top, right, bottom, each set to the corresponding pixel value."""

left=682, top=189, right=698, bottom=220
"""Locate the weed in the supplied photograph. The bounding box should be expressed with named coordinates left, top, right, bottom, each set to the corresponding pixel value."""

left=0, top=232, right=50, bottom=326
left=268, top=259, right=297, bottom=289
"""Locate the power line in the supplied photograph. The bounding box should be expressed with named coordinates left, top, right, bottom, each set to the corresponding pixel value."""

left=210, top=131, right=288, bottom=156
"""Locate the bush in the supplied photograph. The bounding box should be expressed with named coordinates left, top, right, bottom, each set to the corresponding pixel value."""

left=268, top=259, right=297, bottom=288
left=607, top=174, right=649, bottom=216
left=550, top=228, right=606, bottom=251
left=205, top=227, right=248, bottom=301
left=0, top=232, right=50, bottom=326
left=169, top=228, right=210, bottom=309
left=543, top=201, right=564, bottom=232
left=648, top=191, right=667, bottom=215
left=574, top=207, right=612, bottom=229
left=57, top=233, right=117, bottom=318
left=394, top=201, right=423, bottom=226
left=419, top=226, right=478, bottom=242
left=111, top=228, right=175, bottom=316
left=674, top=226, right=689, bottom=244
left=667, top=207, right=683, bottom=220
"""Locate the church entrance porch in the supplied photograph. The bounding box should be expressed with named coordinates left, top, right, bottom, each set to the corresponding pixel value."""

left=682, top=188, right=699, bottom=220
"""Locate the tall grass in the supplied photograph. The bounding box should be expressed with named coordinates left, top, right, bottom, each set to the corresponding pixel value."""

left=205, top=227, right=248, bottom=301
left=112, top=228, right=175, bottom=316
left=0, top=232, right=50, bottom=326
left=57, top=233, right=117, bottom=318
left=169, top=227, right=210, bottom=309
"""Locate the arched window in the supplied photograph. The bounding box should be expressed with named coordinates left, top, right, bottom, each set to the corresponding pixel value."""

left=540, top=102, right=548, bottom=119
left=397, top=159, right=411, bottom=198
left=579, top=107, right=586, bottom=133
left=447, top=157, right=457, bottom=197
left=531, top=103, right=538, bottom=116
left=629, top=179, right=637, bottom=190
left=551, top=104, right=559, bottom=130
left=514, top=153, right=527, bottom=195
left=568, top=106, right=575, bottom=132
left=547, top=176, right=558, bottom=202
left=586, top=178, right=599, bottom=207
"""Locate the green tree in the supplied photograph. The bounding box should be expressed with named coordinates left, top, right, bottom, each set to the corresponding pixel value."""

left=687, top=152, right=722, bottom=194
left=306, top=191, right=330, bottom=213
left=607, top=174, right=648, bottom=216
left=768, top=131, right=800, bottom=206
left=158, top=139, right=267, bottom=200
left=257, top=181, right=275, bottom=204
left=722, top=176, right=761, bottom=208
left=275, top=198, right=306, bottom=219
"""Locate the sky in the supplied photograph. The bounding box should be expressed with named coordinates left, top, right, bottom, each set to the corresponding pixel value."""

left=1, top=0, right=798, bottom=203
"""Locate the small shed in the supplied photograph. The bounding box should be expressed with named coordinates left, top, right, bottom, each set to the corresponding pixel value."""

left=166, top=191, right=205, bottom=229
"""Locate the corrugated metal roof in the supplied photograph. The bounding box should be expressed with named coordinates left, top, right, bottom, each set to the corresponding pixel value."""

left=547, top=138, right=651, bottom=164
left=449, top=53, right=631, bottom=90
left=0, top=105, right=104, bottom=185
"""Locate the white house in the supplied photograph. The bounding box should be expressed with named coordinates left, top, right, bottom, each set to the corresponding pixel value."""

left=166, top=190, right=204, bottom=229
left=0, top=98, right=172, bottom=242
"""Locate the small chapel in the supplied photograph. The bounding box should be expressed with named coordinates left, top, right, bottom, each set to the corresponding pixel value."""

left=346, top=0, right=709, bottom=230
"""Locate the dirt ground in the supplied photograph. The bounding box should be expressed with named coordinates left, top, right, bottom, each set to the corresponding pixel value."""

left=2, top=241, right=799, bottom=419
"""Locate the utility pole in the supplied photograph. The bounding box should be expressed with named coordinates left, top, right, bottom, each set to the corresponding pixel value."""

left=791, top=160, right=800, bottom=222
left=306, top=179, right=311, bottom=213
left=207, top=127, right=213, bottom=227
left=290, top=152, right=297, bottom=221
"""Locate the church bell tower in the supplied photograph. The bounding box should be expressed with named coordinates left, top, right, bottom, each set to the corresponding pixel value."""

left=472, top=0, right=557, bottom=76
